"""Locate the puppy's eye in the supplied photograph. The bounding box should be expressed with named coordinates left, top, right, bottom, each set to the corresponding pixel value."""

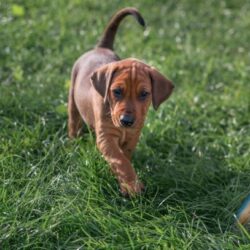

left=113, top=88, right=123, bottom=99
left=139, top=90, right=149, bottom=100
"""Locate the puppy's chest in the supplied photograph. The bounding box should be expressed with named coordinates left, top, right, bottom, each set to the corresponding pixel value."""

left=119, top=130, right=127, bottom=146
left=119, top=130, right=137, bottom=147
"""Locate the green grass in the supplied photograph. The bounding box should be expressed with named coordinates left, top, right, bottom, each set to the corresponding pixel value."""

left=1, top=0, right=250, bottom=249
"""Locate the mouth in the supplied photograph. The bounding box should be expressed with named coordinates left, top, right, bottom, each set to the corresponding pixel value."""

left=119, top=121, right=135, bottom=128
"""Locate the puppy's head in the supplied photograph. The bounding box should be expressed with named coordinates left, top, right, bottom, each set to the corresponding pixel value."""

left=91, top=58, right=174, bottom=129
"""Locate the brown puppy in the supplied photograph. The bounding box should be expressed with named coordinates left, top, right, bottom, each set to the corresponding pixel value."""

left=68, top=8, right=174, bottom=196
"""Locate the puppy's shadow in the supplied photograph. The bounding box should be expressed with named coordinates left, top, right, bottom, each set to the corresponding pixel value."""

left=133, top=124, right=249, bottom=233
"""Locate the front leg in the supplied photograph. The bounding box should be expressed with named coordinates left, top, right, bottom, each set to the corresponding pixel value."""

left=96, top=132, right=144, bottom=196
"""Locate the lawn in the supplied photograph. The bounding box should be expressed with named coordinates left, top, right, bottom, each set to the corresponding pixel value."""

left=1, top=0, right=250, bottom=249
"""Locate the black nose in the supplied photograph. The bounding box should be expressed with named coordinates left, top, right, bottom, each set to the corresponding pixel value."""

left=120, top=114, right=135, bottom=127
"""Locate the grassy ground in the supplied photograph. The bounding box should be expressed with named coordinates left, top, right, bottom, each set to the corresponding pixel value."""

left=1, top=0, right=250, bottom=249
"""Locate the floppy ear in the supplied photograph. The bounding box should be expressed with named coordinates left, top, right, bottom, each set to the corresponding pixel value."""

left=90, top=64, right=117, bottom=103
left=149, top=67, right=174, bottom=110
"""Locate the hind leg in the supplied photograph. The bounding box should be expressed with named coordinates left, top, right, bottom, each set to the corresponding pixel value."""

left=68, top=87, right=84, bottom=138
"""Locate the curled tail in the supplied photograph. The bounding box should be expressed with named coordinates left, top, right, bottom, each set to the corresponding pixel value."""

left=97, top=7, right=146, bottom=50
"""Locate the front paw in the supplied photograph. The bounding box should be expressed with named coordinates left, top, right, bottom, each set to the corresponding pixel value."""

left=120, top=179, right=145, bottom=197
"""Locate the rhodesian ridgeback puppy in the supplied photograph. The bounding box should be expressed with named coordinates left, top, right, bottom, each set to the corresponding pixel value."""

left=68, top=7, right=174, bottom=196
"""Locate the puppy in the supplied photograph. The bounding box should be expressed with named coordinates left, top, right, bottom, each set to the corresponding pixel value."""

left=68, top=7, right=174, bottom=196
